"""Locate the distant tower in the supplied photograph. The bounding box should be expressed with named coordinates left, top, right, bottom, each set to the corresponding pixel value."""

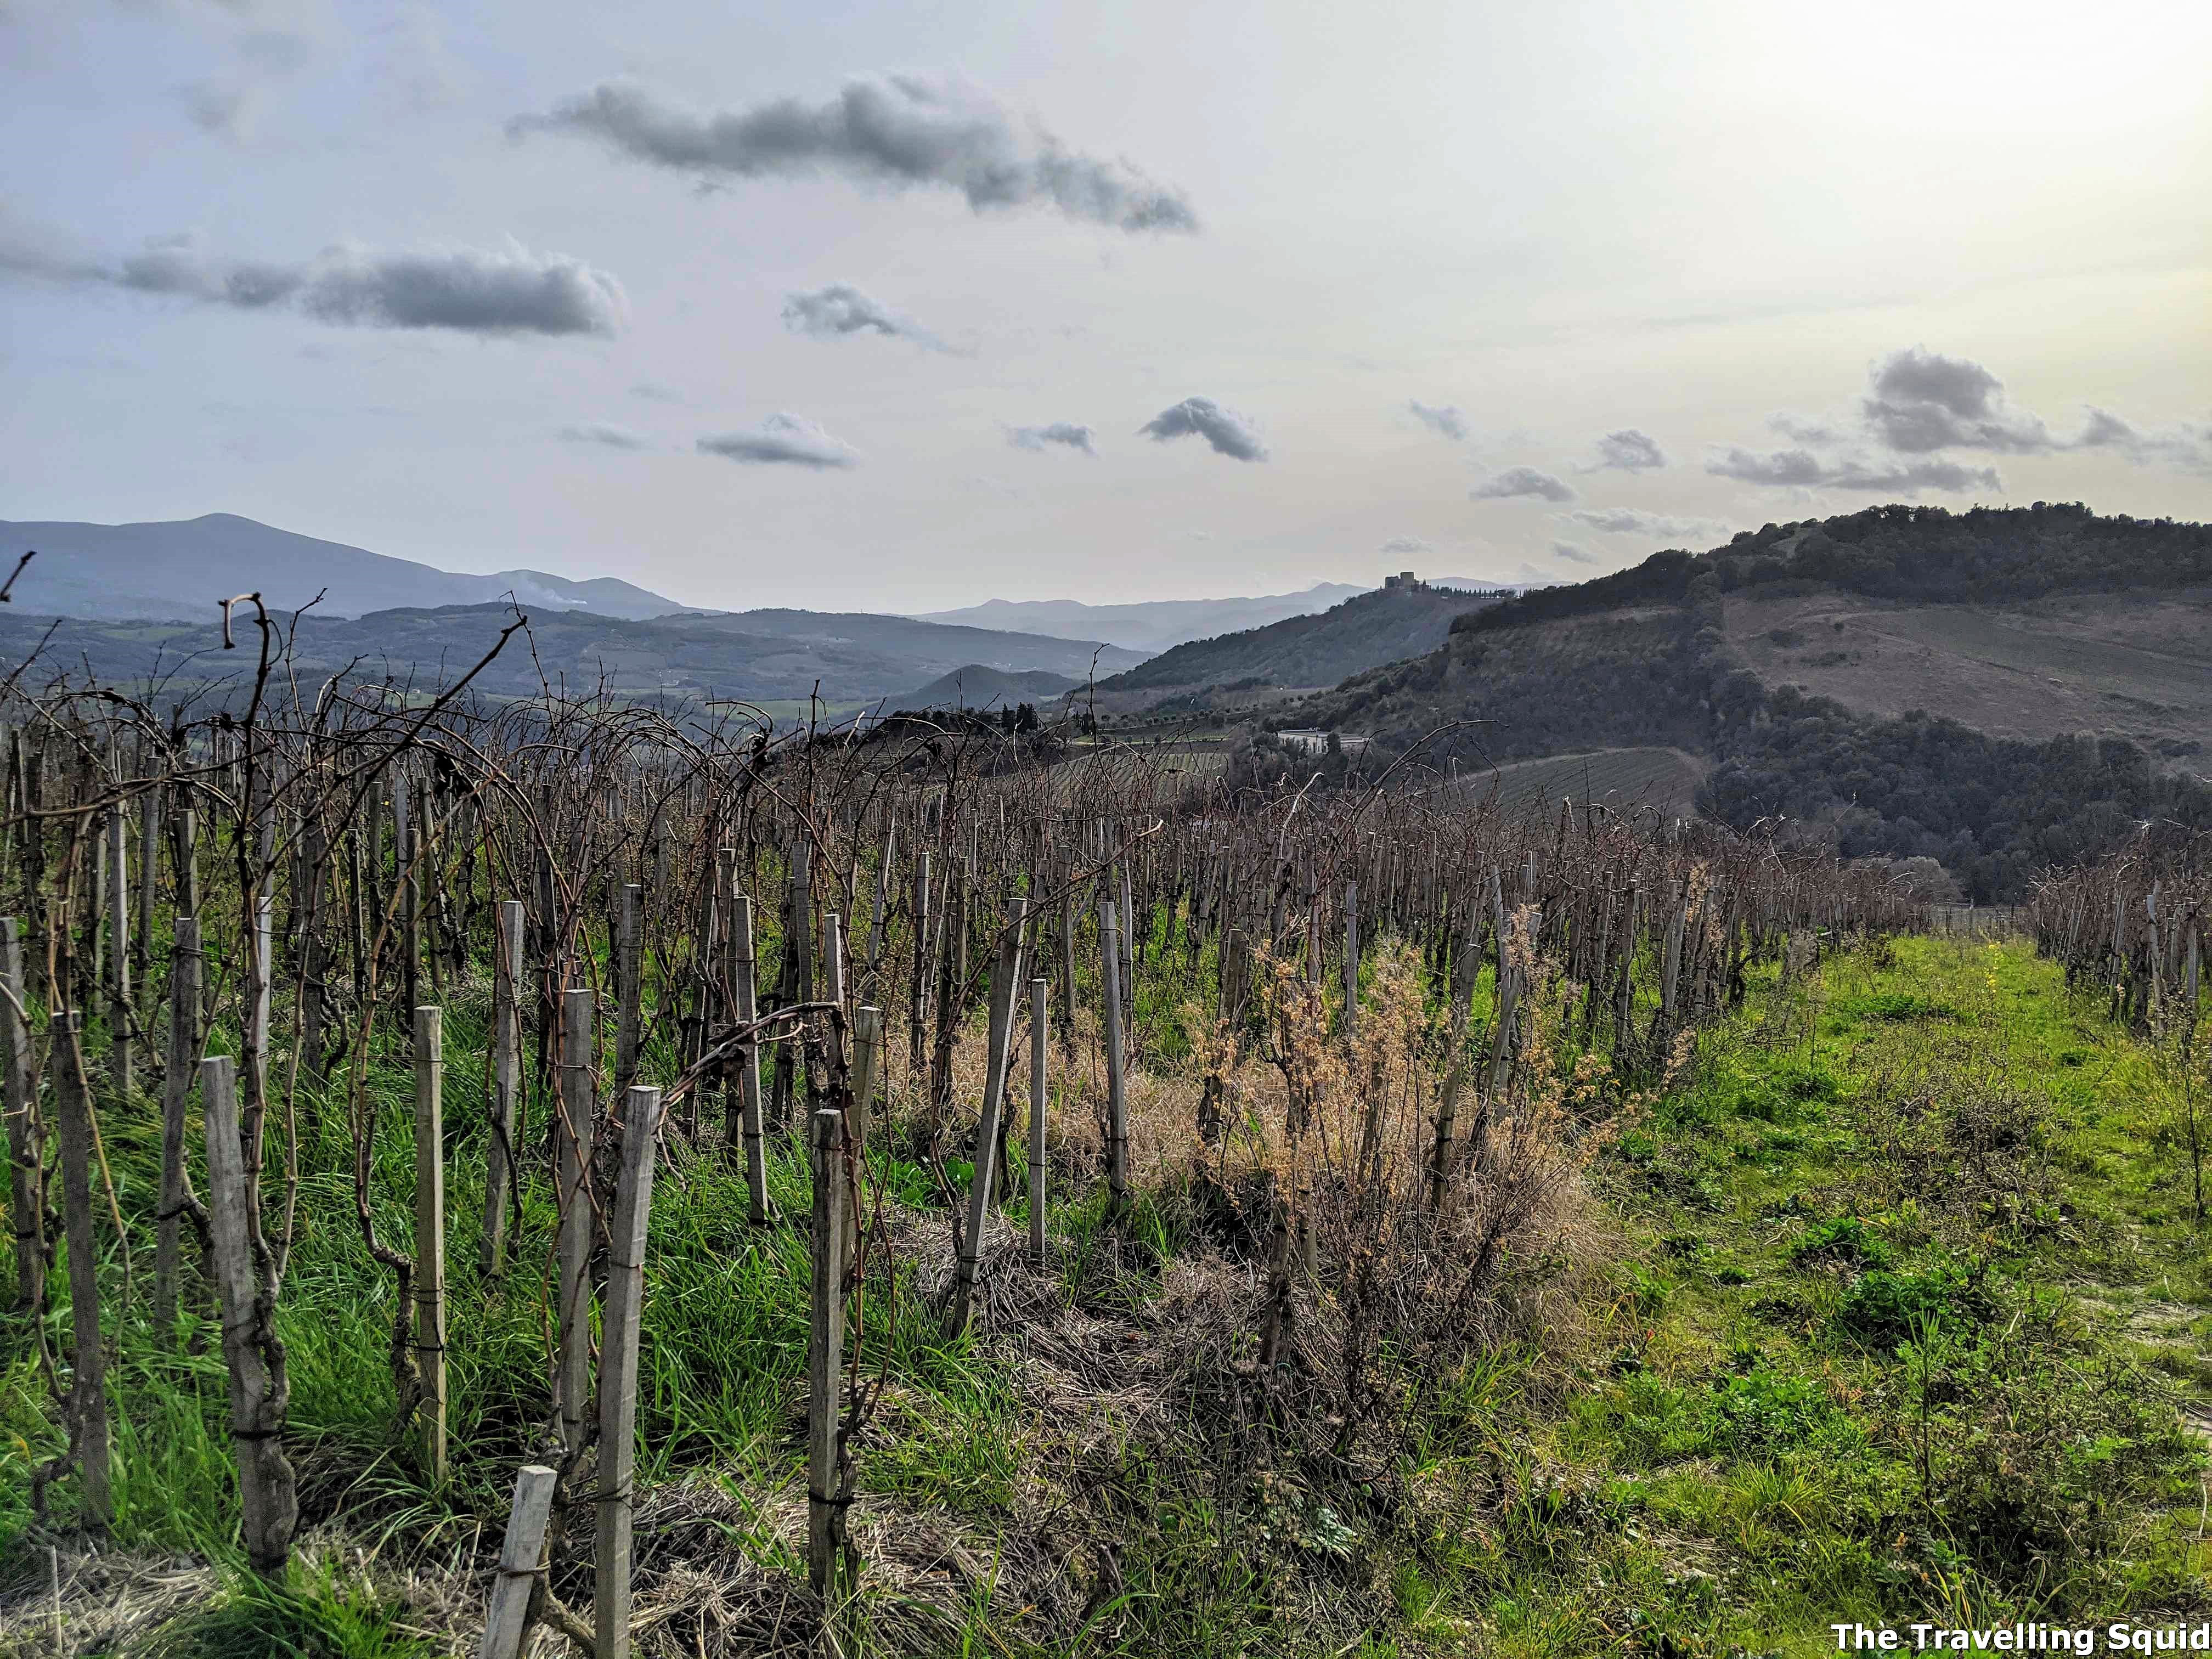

left=1383, top=570, right=1417, bottom=588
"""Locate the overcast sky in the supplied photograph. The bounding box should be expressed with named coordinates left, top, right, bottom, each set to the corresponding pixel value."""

left=2, top=0, right=2207, bottom=612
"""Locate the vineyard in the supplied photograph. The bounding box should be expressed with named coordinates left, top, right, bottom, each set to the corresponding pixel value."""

left=0, top=620, right=2205, bottom=1657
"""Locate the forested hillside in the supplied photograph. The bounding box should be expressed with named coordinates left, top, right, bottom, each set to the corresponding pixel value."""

left=1290, top=505, right=2212, bottom=901
left=1099, top=580, right=1499, bottom=694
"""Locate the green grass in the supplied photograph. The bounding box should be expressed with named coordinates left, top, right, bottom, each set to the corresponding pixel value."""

left=4, top=929, right=2209, bottom=1655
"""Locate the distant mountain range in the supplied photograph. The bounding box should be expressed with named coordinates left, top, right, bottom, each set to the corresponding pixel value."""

left=0, top=602, right=1146, bottom=710
left=913, top=584, right=1369, bottom=653
left=0, top=514, right=696, bottom=622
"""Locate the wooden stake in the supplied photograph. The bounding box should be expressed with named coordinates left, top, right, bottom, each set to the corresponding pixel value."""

left=104, top=803, right=131, bottom=1102
left=53, top=1008, right=112, bottom=1525
left=613, top=883, right=643, bottom=1100
left=154, top=917, right=204, bottom=1337
left=806, top=1104, right=849, bottom=1598
left=595, top=1084, right=663, bottom=1659
left=482, top=900, right=523, bottom=1278
left=1100, top=899, right=1130, bottom=1220
left=556, top=986, right=596, bottom=1455
left=477, top=1464, right=557, bottom=1659
left=1027, top=977, right=1048, bottom=1267
left=730, top=895, right=768, bottom=1223
left=200, top=1054, right=298, bottom=1573
left=949, top=899, right=1026, bottom=1335
left=0, top=918, right=41, bottom=1313
left=413, top=1005, right=447, bottom=1485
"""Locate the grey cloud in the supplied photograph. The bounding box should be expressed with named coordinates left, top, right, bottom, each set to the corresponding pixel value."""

left=1767, top=411, right=1843, bottom=444
left=1139, top=397, right=1267, bottom=461
left=1550, top=541, right=1599, bottom=566
left=1470, top=466, right=1575, bottom=502
left=629, top=382, right=685, bottom=404
left=1589, top=428, right=1666, bottom=471
left=1408, top=400, right=1467, bottom=441
left=10, top=227, right=627, bottom=336
left=558, top=422, right=649, bottom=450
left=514, top=75, right=1198, bottom=234
left=782, top=282, right=950, bottom=351
left=697, top=413, right=860, bottom=470
left=1007, top=422, right=1097, bottom=456
left=182, top=80, right=257, bottom=138
left=1564, top=508, right=1723, bottom=539
left=1705, top=445, right=2000, bottom=493
left=1381, top=535, right=1430, bottom=555
left=2072, top=406, right=2212, bottom=472
left=1861, top=346, right=2052, bottom=454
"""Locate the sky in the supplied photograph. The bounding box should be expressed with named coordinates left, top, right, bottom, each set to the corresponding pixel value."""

left=1, top=0, right=2208, bottom=614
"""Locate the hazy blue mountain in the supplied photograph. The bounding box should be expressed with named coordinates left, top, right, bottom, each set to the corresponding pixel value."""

left=913, top=583, right=1367, bottom=653
left=0, top=514, right=695, bottom=622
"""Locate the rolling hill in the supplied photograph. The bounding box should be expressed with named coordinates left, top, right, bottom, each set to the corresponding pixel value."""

left=913, top=583, right=1365, bottom=653
left=0, top=602, right=1143, bottom=710
left=0, top=514, right=696, bottom=622
left=901, top=665, right=1080, bottom=709
left=1094, top=580, right=1504, bottom=699
left=1287, top=504, right=2212, bottom=900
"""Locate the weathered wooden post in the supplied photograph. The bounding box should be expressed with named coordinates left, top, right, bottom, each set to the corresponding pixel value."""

left=482, top=900, right=523, bottom=1277
left=1100, top=899, right=1130, bottom=1220
left=413, top=1005, right=448, bottom=1484
left=556, top=986, right=596, bottom=1455
left=1027, top=977, right=1048, bottom=1266
left=52, top=1008, right=112, bottom=1525
left=104, top=801, right=131, bottom=1101
left=1, top=918, right=40, bottom=1313
left=806, top=1104, right=850, bottom=1598
left=595, top=1083, right=663, bottom=1659
left=1342, top=879, right=1360, bottom=1040
left=201, top=1054, right=298, bottom=1573
left=949, top=899, right=1026, bottom=1335
left=730, top=895, right=769, bottom=1223
left=613, top=882, right=644, bottom=1100
left=154, top=917, right=204, bottom=1336
left=848, top=1005, right=881, bottom=1266
left=478, top=1464, right=557, bottom=1659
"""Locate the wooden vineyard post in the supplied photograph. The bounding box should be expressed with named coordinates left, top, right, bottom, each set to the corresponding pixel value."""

left=556, top=986, right=596, bottom=1455
left=478, top=1464, right=557, bottom=1659
left=52, top=1009, right=112, bottom=1525
left=595, top=1084, right=663, bottom=1659
left=1428, top=919, right=1480, bottom=1209
left=154, top=917, right=204, bottom=1338
left=1027, top=977, right=1048, bottom=1266
left=848, top=1005, right=881, bottom=1266
left=909, top=849, right=932, bottom=1078
left=482, top=900, right=523, bottom=1278
left=949, top=899, right=1026, bottom=1336
left=730, top=895, right=769, bottom=1223
left=201, top=1054, right=298, bottom=1573
left=413, top=1005, right=447, bottom=1485
left=1, top=918, right=41, bottom=1313
left=613, top=883, right=643, bottom=1100
left=806, top=1104, right=850, bottom=1599
left=1342, top=879, right=1359, bottom=1040
left=1100, top=899, right=1130, bottom=1220
left=104, top=801, right=131, bottom=1102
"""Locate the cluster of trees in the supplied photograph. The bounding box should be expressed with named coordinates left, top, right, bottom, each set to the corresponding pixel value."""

left=1698, top=691, right=2212, bottom=903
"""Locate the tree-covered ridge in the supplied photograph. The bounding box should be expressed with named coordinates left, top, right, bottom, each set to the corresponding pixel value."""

left=1455, top=502, right=2212, bottom=637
